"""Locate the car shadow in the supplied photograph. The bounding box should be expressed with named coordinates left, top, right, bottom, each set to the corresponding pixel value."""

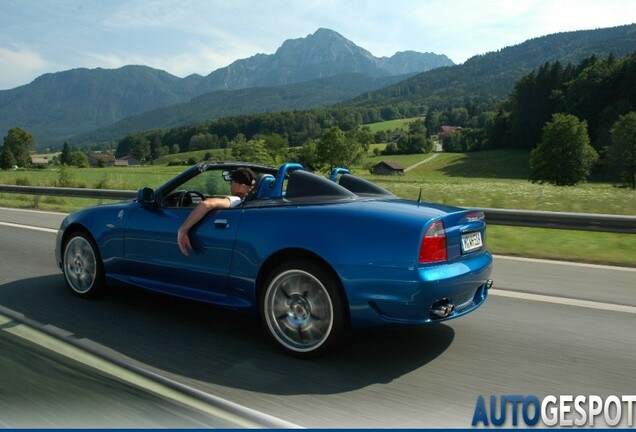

left=0, top=275, right=455, bottom=395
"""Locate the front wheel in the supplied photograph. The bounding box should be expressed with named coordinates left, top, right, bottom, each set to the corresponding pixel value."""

left=62, top=231, right=105, bottom=298
left=261, top=260, right=347, bottom=358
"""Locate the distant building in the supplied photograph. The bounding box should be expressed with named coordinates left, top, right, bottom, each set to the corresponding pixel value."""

left=87, top=153, right=142, bottom=167
left=88, top=153, right=116, bottom=167
left=114, top=155, right=141, bottom=166
left=437, top=125, right=462, bottom=140
left=30, top=157, right=49, bottom=166
left=372, top=161, right=404, bottom=176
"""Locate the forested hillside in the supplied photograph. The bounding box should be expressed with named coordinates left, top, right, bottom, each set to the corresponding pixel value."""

left=347, top=24, right=636, bottom=109
left=73, top=73, right=412, bottom=145
left=0, top=66, right=196, bottom=143
left=425, top=52, right=636, bottom=152
left=423, top=51, right=636, bottom=186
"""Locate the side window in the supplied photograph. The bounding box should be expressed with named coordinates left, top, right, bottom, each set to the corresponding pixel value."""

left=161, top=170, right=231, bottom=208
left=184, top=170, right=230, bottom=196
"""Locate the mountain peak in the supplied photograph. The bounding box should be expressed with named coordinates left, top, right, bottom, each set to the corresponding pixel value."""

left=275, top=28, right=367, bottom=54
left=307, top=27, right=352, bottom=44
left=312, top=27, right=344, bottom=38
left=271, top=27, right=377, bottom=73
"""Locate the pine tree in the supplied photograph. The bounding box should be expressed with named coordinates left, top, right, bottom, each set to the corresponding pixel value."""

left=0, top=146, right=17, bottom=169
left=60, top=142, right=73, bottom=165
left=609, top=112, right=636, bottom=188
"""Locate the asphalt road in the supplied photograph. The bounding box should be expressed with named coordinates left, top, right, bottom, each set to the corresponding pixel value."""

left=0, top=208, right=635, bottom=428
left=0, top=328, right=244, bottom=428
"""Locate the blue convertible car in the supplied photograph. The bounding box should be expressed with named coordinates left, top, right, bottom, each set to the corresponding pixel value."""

left=55, top=161, right=493, bottom=357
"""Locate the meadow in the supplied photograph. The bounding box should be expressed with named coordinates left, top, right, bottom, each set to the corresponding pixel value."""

left=363, top=150, right=636, bottom=215
left=364, top=117, right=419, bottom=133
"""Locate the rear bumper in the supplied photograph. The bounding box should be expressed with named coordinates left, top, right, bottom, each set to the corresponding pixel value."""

left=369, top=278, right=491, bottom=324
left=345, top=251, right=493, bottom=328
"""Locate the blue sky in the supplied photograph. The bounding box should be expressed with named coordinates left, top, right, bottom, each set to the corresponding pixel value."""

left=1, top=0, right=635, bottom=90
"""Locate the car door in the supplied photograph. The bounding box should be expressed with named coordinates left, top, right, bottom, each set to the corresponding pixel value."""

left=123, top=203, right=243, bottom=301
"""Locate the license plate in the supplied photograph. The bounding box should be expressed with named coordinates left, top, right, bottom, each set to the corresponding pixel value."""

left=461, top=231, right=483, bottom=253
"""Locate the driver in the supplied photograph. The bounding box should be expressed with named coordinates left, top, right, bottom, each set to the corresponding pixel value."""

left=177, top=167, right=256, bottom=256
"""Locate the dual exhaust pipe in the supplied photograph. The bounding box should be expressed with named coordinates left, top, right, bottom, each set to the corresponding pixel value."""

left=430, top=279, right=493, bottom=318
left=431, top=299, right=455, bottom=318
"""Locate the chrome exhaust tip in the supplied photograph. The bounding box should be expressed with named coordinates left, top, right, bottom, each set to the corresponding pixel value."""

left=430, top=298, right=455, bottom=318
left=485, top=279, right=494, bottom=290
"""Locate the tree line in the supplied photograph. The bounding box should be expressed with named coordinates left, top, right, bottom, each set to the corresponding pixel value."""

left=107, top=104, right=430, bottom=171
left=0, top=103, right=421, bottom=171
left=0, top=130, right=90, bottom=169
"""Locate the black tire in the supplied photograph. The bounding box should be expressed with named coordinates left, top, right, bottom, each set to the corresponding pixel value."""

left=261, top=260, right=347, bottom=358
left=62, top=231, right=105, bottom=298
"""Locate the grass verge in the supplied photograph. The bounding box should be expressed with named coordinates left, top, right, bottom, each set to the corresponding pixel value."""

left=487, top=225, right=635, bottom=268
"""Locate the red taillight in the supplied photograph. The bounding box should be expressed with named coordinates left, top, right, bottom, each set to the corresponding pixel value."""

left=419, top=220, right=447, bottom=264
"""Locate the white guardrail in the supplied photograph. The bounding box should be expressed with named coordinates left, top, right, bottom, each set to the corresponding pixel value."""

left=1, top=184, right=635, bottom=234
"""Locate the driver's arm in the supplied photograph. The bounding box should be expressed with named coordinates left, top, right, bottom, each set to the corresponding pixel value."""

left=177, top=197, right=231, bottom=256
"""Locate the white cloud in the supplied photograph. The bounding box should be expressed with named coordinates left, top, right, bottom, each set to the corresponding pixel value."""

left=85, top=46, right=241, bottom=78
left=100, top=0, right=192, bottom=31
left=0, top=46, right=50, bottom=90
left=540, top=0, right=636, bottom=34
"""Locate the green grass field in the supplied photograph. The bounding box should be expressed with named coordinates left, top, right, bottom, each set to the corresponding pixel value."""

left=360, top=150, right=636, bottom=215
left=486, top=225, right=634, bottom=266
left=3, top=144, right=635, bottom=267
left=365, top=117, right=421, bottom=133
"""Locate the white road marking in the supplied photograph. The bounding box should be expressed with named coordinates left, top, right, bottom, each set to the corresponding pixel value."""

left=0, top=206, right=67, bottom=216
left=494, top=254, right=636, bottom=272
left=0, top=221, right=57, bottom=233
left=490, top=288, right=636, bottom=314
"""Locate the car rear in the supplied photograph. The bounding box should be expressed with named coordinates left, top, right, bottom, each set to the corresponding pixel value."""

left=340, top=200, right=493, bottom=328
left=417, top=209, right=493, bottom=318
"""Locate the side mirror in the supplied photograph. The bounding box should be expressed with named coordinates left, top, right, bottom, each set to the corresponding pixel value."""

left=137, top=187, right=156, bottom=206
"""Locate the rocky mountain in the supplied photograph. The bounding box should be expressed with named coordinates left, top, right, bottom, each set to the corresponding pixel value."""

left=377, top=50, right=453, bottom=75
left=0, top=28, right=452, bottom=148
left=193, top=29, right=452, bottom=93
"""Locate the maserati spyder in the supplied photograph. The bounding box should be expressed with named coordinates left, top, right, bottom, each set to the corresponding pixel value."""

left=55, top=161, right=493, bottom=357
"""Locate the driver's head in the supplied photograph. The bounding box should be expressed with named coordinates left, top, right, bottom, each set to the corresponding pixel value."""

left=230, top=167, right=256, bottom=186
left=230, top=167, right=256, bottom=197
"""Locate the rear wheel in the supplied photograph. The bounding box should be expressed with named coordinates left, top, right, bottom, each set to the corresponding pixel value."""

left=261, top=260, right=346, bottom=358
left=62, top=231, right=105, bottom=298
